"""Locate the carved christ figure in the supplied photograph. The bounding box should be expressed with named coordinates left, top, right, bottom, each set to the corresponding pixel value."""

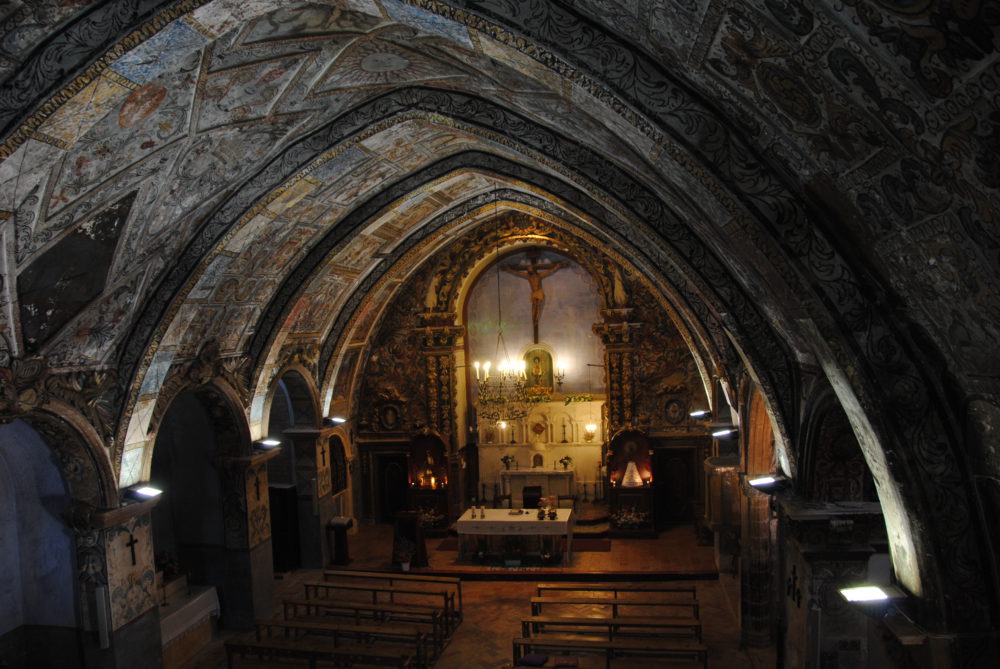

left=502, top=253, right=568, bottom=343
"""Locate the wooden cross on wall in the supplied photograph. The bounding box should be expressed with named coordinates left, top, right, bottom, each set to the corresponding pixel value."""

left=125, top=533, right=139, bottom=566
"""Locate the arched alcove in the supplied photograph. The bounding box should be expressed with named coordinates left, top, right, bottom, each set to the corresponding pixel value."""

left=148, top=383, right=257, bottom=629
left=0, top=420, right=79, bottom=668
left=149, top=391, right=226, bottom=604
left=263, top=369, right=321, bottom=573
left=802, top=394, right=878, bottom=504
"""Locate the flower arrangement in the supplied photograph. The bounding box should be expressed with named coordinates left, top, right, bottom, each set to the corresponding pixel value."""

left=611, top=505, right=651, bottom=528
left=563, top=393, right=592, bottom=405
left=500, top=454, right=516, bottom=469
left=559, top=455, right=573, bottom=468
left=392, top=535, right=416, bottom=564
left=417, top=506, right=445, bottom=528
left=537, top=496, right=551, bottom=508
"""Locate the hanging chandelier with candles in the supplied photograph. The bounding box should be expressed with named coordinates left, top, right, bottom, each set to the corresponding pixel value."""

left=471, top=183, right=529, bottom=425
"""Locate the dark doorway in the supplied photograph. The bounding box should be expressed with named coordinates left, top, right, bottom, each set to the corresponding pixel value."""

left=652, top=447, right=699, bottom=528
left=150, top=391, right=228, bottom=620
left=377, top=454, right=409, bottom=523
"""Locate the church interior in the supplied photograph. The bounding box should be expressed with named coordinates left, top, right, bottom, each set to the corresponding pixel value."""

left=0, top=1, right=998, bottom=668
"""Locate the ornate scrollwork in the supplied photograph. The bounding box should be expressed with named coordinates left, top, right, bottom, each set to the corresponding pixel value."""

left=0, top=356, right=49, bottom=420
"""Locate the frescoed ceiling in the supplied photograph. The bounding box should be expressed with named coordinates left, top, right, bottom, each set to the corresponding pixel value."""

left=1, top=0, right=1000, bottom=635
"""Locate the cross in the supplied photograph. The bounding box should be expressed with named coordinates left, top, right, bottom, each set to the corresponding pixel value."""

left=319, top=445, right=327, bottom=468
left=125, top=533, right=139, bottom=566
left=253, top=473, right=261, bottom=501
left=501, top=252, right=568, bottom=343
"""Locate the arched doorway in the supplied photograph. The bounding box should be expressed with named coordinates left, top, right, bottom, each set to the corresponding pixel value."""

left=265, top=369, right=320, bottom=573
left=0, top=420, right=79, bottom=668
left=149, top=385, right=268, bottom=629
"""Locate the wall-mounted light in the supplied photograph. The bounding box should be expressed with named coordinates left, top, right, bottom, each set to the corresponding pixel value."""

left=839, top=583, right=910, bottom=619
left=690, top=409, right=711, bottom=419
left=256, top=439, right=281, bottom=449
left=748, top=475, right=778, bottom=487
left=712, top=427, right=738, bottom=438
left=125, top=484, right=163, bottom=501
left=324, top=416, right=346, bottom=426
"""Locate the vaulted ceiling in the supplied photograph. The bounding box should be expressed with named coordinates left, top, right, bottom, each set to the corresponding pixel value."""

left=1, top=0, right=998, bottom=634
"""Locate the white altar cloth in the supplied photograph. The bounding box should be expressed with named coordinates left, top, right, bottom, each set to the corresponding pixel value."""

left=456, top=508, right=575, bottom=564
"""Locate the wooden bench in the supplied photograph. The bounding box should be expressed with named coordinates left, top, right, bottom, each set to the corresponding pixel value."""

left=254, top=618, right=432, bottom=667
left=225, top=632, right=413, bottom=668
left=513, top=634, right=708, bottom=669
left=530, top=596, right=700, bottom=619
left=323, top=569, right=463, bottom=618
left=282, top=597, right=444, bottom=652
left=522, top=614, right=702, bottom=642
left=535, top=581, right=698, bottom=600
left=304, top=581, right=458, bottom=632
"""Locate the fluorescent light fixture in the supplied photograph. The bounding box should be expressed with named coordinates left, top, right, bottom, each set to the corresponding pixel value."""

left=689, top=409, right=711, bottom=418
left=258, top=439, right=281, bottom=448
left=748, top=475, right=776, bottom=487
left=712, top=427, right=737, bottom=437
left=840, top=586, right=891, bottom=602
left=132, top=486, right=162, bottom=498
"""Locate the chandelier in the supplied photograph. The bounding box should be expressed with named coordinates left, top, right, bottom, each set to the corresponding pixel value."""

left=472, top=183, right=529, bottom=425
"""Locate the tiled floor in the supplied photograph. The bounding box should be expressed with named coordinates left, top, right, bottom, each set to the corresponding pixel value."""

left=188, top=520, right=775, bottom=668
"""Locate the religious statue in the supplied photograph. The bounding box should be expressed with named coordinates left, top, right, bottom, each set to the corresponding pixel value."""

left=502, top=252, right=568, bottom=343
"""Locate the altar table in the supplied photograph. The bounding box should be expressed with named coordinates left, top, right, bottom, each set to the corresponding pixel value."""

left=456, top=508, right=575, bottom=565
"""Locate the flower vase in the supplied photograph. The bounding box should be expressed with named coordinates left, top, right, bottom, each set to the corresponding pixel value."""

left=548, top=509, right=557, bottom=520
left=537, top=508, right=546, bottom=519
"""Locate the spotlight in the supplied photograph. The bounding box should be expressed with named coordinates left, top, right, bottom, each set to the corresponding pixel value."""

left=257, top=439, right=281, bottom=449
left=689, top=409, right=711, bottom=419
left=745, top=473, right=788, bottom=495
left=125, top=484, right=163, bottom=501
left=712, top=427, right=738, bottom=438
left=839, top=584, right=909, bottom=619
left=324, top=416, right=347, bottom=426
left=748, top=475, right=777, bottom=487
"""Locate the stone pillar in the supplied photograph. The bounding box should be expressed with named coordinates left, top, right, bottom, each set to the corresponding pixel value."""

left=778, top=499, right=888, bottom=668
left=740, top=482, right=776, bottom=648
left=283, top=428, right=335, bottom=568
left=76, top=498, right=163, bottom=669
left=592, top=315, right=644, bottom=434
left=704, top=455, right=740, bottom=573
left=215, top=450, right=278, bottom=628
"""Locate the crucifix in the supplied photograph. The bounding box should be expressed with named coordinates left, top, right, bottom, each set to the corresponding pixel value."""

left=125, top=533, right=139, bottom=566
left=253, top=473, right=261, bottom=501
left=319, top=445, right=327, bottom=468
left=501, top=252, right=568, bottom=343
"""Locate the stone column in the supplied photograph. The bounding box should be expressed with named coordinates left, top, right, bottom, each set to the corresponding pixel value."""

left=215, top=449, right=279, bottom=628
left=283, top=428, right=335, bottom=568
left=704, top=455, right=740, bottom=573
left=76, top=498, right=163, bottom=669
left=740, top=482, right=777, bottom=648
left=778, top=499, right=888, bottom=668
left=592, top=316, right=644, bottom=434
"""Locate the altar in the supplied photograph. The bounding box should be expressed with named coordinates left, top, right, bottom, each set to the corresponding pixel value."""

left=456, top=507, right=575, bottom=565
left=500, top=468, right=575, bottom=499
